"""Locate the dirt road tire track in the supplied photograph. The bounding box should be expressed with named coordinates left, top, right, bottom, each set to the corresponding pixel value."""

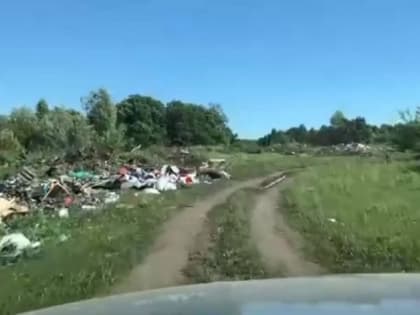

left=250, top=182, right=323, bottom=276
left=111, top=174, right=284, bottom=294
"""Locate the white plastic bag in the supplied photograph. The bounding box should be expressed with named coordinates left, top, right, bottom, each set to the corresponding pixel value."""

left=143, top=188, right=161, bottom=195
left=156, top=176, right=177, bottom=191
left=0, top=233, right=41, bottom=257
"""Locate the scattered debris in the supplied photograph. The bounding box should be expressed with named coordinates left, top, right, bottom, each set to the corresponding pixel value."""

left=0, top=161, right=227, bottom=220
left=0, top=197, right=29, bottom=220
left=0, top=233, right=40, bottom=258
left=17, top=167, right=37, bottom=184
left=262, top=175, right=287, bottom=190
left=199, top=169, right=231, bottom=180
left=81, top=205, right=97, bottom=211
left=315, top=143, right=373, bottom=156
left=104, top=192, right=120, bottom=204
left=58, top=234, right=69, bottom=243
left=143, top=188, right=161, bottom=195
left=0, top=156, right=232, bottom=264
left=156, top=176, right=177, bottom=191
left=57, top=208, right=69, bottom=218
left=130, top=144, right=142, bottom=153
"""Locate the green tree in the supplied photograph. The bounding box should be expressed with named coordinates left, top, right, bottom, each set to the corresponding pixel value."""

left=348, top=117, right=372, bottom=143
left=166, top=101, right=232, bottom=146
left=94, top=124, right=126, bottom=155
left=207, top=104, right=234, bottom=144
left=8, top=107, right=39, bottom=149
left=35, top=99, right=49, bottom=119
left=166, top=101, right=196, bottom=145
left=34, top=107, right=93, bottom=154
left=330, top=110, right=347, bottom=128
left=373, top=124, right=394, bottom=143
left=65, top=110, right=94, bottom=154
left=392, top=108, right=420, bottom=151
left=82, top=89, right=125, bottom=153
left=82, top=89, right=117, bottom=137
left=116, top=95, right=166, bottom=146
left=0, top=129, right=23, bottom=152
left=286, top=124, right=308, bottom=143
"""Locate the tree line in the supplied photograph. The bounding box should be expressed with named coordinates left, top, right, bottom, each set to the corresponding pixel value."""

left=0, top=89, right=235, bottom=161
left=2, top=90, right=420, bottom=162
left=258, top=110, right=419, bottom=151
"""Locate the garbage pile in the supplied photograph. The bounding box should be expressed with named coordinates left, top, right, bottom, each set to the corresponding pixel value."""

left=0, top=158, right=231, bottom=262
left=315, top=143, right=372, bottom=156
left=338, top=143, right=371, bottom=154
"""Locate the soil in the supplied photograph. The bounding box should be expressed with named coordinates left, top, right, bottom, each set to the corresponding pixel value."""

left=250, top=180, right=323, bottom=276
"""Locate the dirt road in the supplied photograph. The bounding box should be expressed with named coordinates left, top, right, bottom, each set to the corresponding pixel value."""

left=112, top=173, right=320, bottom=294
left=111, top=175, right=278, bottom=294
left=250, top=182, right=322, bottom=276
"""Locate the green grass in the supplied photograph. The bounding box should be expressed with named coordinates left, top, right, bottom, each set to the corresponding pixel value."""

left=0, top=183, right=225, bottom=315
left=184, top=189, right=267, bottom=282
left=226, top=153, right=327, bottom=179
left=283, top=157, right=420, bottom=273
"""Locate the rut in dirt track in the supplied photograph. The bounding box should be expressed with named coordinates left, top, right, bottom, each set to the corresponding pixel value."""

left=250, top=182, right=322, bottom=276
left=111, top=174, right=283, bottom=294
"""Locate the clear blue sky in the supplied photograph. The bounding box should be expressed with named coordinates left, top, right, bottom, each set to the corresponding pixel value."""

left=1, top=0, right=419, bottom=138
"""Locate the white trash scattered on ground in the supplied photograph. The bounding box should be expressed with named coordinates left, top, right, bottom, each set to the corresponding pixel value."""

left=0, top=156, right=232, bottom=264
left=0, top=233, right=41, bottom=258
left=58, top=208, right=69, bottom=218
left=143, top=188, right=161, bottom=195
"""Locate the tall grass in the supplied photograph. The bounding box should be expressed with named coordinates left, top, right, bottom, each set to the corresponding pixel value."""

left=283, top=158, right=420, bottom=273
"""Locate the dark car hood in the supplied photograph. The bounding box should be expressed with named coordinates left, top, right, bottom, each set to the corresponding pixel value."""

left=21, top=274, right=420, bottom=315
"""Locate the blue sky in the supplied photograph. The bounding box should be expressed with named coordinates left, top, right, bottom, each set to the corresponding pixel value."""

left=1, top=0, right=420, bottom=138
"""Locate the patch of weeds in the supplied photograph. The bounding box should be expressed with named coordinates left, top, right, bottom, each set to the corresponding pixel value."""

left=228, top=153, right=327, bottom=180
left=184, top=189, right=267, bottom=282
left=282, top=159, right=420, bottom=273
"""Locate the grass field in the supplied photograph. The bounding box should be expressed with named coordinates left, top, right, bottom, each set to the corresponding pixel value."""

left=283, top=157, right=420, bottom=273
left=226, top=153, right=324, bottom=179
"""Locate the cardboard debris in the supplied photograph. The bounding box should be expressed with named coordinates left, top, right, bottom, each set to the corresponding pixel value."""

left=0, top=197, right=29, bottom=220
left=199, top=168, right=231, bottom=180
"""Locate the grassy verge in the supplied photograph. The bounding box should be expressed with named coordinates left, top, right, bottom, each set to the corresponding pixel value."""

left=283, top=157, right=420, bottom=273
left=226, top=153, right=328, bottom=179
left=0, top=183, right=224, bottom=315
left=184, top=189, right=267, bottom=282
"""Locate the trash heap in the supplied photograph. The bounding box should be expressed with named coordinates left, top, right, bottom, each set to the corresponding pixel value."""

left=0, top=159, right=231, bottom=263
left=336, top=143, right=371, bottom=154
left=315, top=143, right=372, bottom=156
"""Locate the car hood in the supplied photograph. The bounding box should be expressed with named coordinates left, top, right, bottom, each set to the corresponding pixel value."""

left=21, top=274, right=420, bottom=315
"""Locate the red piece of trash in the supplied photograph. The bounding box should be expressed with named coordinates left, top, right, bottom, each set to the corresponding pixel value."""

left=64, top=196, right=73, bottom=207
left=118, top=167, right=129, bottom=176
left=185, top=176, right=193, bottom=184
